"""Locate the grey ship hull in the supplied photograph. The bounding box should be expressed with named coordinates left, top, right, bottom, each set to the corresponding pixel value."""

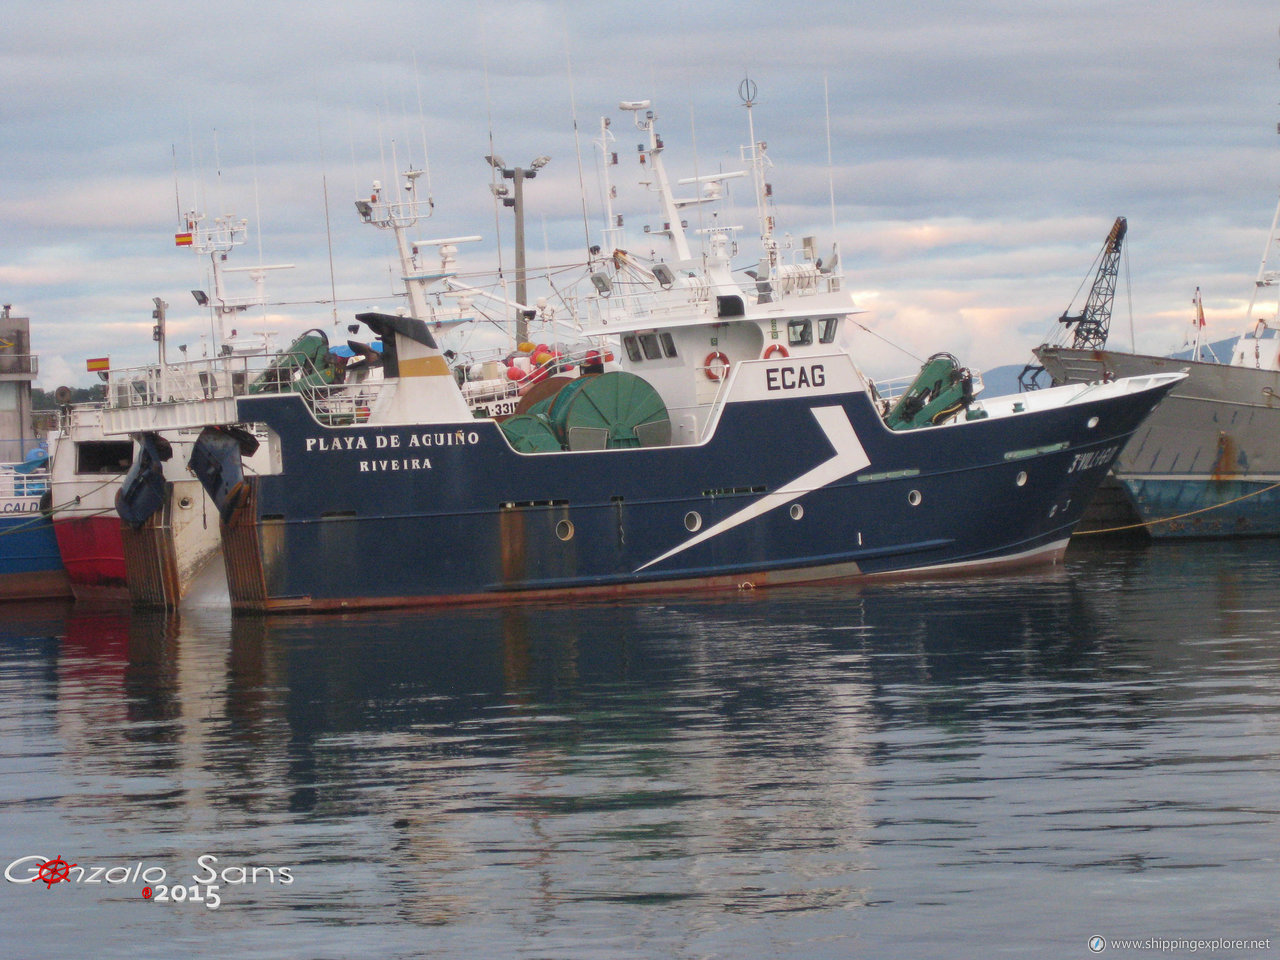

left=1036, top=345, right=1280, bottom=537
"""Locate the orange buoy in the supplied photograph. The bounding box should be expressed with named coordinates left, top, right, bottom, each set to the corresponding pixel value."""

left=762, top=344, right=789, bottom=360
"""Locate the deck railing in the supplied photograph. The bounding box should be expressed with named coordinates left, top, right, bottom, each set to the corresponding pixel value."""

left=105, top=354, right=266, bottom=409
left=0, top=463, right=49, bottom=499
left=0, top=353, right=38, bottom=377
left=101, top=349, right=394, bottom=431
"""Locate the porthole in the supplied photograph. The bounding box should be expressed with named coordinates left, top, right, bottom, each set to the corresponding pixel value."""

left=1016, top=471, right=1027, bottom=487
left=556, top=519, right=575, bottom=541
left=1086, top=416, right=1099, bottom=429
left=684, top=511, right=702, bottom=532
left=789, top=503, right=804, bottom=520
left=907, top=489, right=922, bottom=507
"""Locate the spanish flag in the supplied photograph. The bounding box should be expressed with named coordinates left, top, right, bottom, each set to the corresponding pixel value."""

left=174, top=232, right=193, bottom=247
left=86, top=357, right=110, bottom=372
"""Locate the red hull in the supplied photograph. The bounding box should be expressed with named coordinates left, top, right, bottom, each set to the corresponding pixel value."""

left=53, top=515, right=128, bottom=601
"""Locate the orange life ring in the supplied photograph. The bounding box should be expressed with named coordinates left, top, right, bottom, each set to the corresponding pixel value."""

left=704, top=351, right=730, bottom=381
left=762, top=344, right=789, bottom=360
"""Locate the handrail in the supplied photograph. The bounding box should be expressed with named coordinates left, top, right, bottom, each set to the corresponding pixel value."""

left=103, top=344, right=345, bottom=410
left=0, top=464, right=49, bottom=498
left=0, top=353, right=38, bottom=376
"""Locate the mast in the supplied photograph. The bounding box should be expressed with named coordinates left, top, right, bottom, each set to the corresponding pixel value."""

left=1245, top=45, right=1280, bottom=328
left=740, top=78, right=778, bottom=284
left=354, top=168, right=437, bottom=319
left=181, top=211, right=243, bottom=349
left=620, top=98, right=749, bottom=296
left=594, top=115, right=624, bottom=254
left=1246, top=194, right=1280, bottom=328
left=623, top=100, right=693, bottom=264
left=181, top=211, right=292, bottom=352
left=1191, top=286, right=1218, bottom=362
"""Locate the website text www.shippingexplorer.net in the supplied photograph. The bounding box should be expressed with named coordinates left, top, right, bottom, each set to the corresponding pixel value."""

left=1089, top=935, right=1273, bottom=953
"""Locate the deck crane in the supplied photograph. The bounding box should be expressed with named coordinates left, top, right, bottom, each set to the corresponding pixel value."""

left=1018, top=216, right=1128, bottom=391
left=1058, top=216, right=1127, bottom=349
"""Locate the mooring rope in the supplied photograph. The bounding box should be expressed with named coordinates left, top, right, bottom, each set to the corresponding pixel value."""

left=0, top=474, right=124, bottom=538
left=1077, top=479, right=1280, bottom=535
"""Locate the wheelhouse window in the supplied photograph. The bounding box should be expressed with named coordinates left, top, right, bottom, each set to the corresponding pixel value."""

left=787, top=319, right=813, bottom=347
left=77, top=440, right=133, bottom=474
left=818, top=317, right=838, bottom=344
left=624, top=332, right=678, bottom=361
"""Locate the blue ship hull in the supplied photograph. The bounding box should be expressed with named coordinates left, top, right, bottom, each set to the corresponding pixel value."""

left=99, top=100, right=1184, bottom=612
left=1121, top=476, right=1280, bottom=538
left=0, top=510, right=71, bottom=602
left=209, top=378, right=1173, bottom=612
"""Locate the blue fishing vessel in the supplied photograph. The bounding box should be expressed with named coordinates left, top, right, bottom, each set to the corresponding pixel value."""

left=100, top=97, right=1181, bottom=611
left=0, top=306, right=70, bottom=602
left=0, top=448, right=70, bottom=601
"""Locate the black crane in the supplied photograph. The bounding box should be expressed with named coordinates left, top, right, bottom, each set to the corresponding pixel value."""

left=1059, top=216, right=1127, bottom=349
left=1019, top=216, right=1128, bottom=391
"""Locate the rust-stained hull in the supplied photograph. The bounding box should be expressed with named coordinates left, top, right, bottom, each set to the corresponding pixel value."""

left=201, top=367, right=1176, bottom=613
left=1036, top=345, right=1280, bottom=537
left=120, top=480, right=223, bottom=608
left=230, top=532, right=1068, bottom=614
left=221, top=481, right=269, bottom=607
left=121, top=498, right=181, bottom=606
left=0, top=567, right=72, bottom=602
left=0, top=506, right=72, bottom=602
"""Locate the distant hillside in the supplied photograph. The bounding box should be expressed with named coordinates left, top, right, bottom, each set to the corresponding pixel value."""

left=1168, top=336, right=1238, bottom=362
left=31, top=386, right=102, bottom=410
left=981, top=363, right=1034, bottom=398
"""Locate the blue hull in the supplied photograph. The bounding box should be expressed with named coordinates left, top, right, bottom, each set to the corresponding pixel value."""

left=0, top=511, right=71, bottom=602
left=1120, top=477, right=1280, bottom=538
left=210, top=382, right=1170, bottom=611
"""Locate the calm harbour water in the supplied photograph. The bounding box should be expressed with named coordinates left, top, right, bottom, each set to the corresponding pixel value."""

left=2, top=540, right=1279, bottom=959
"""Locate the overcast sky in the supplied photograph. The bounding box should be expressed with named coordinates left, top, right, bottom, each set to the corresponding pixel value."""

left=5, top=0, right=1280, bottom=388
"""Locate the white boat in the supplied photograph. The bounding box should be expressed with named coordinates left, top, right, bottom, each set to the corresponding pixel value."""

left=47, top=211, right=283, bottom=606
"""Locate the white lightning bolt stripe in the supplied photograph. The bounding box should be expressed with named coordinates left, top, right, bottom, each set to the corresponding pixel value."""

left=636, top=405, right=872, bottom=572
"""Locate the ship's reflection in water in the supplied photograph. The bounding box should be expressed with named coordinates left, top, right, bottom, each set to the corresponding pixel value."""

left=5, top=540, right=1280, bottom=958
